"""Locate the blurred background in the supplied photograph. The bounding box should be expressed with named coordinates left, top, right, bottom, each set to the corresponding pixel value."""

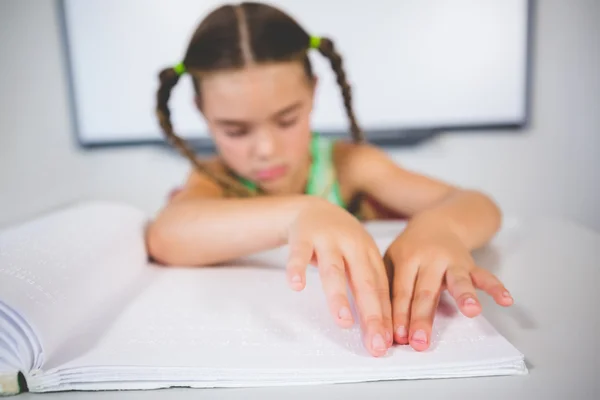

left=0, top=0, right=598, bottom=232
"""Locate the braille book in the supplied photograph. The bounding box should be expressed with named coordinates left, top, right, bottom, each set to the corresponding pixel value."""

left=0, top=201, right=527, bottom=395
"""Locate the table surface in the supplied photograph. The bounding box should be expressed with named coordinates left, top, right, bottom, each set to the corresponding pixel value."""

left=18, top=216, right=600, bottom=399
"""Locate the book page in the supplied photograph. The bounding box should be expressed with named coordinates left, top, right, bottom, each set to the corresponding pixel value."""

left=0, top=201, right=149, bottom=367
left=0, top=302, right=36, bottom=371
left=44, top=241, right=524, bottom=382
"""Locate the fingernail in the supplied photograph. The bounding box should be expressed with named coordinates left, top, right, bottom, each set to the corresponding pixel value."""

left=372, top=334, right=386, bottom=351
left=412, top=329, right=427, bottom=344
left=503, top=291, right=511, bottom=298
left=396, top=325, right=407, bottom=338
left=338, top=306, right=352, bottom=320
left=291, top=274, right=302, bottom=283
left=464, top=297, right=477, bottom=306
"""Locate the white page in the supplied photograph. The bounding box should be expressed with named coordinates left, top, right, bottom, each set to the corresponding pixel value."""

left=0, top=306, right=32, bottom=371
left=0, top=201, right=150, bottom=367
left=43, top=243, right=524, bottom=385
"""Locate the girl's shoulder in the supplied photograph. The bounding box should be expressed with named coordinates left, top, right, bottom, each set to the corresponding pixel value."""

left=330, top=138, right=358, bottom=182
left=330, top=137, right=390, bottom=187
left=329, top=137, right=407, bottom=220
left=169, top=156, right=233, bottom=202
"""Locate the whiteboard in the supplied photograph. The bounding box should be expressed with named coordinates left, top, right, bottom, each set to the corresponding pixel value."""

left=58, top=0, right=531, bottom=146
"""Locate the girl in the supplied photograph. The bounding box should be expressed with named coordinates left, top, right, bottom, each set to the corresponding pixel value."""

left=147, top=2, right=513, bottom=358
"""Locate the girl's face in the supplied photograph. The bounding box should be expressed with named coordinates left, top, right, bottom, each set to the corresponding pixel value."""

left=196, top=61, right=316, bottom=195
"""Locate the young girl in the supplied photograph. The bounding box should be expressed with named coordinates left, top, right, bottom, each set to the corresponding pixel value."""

left=147, top=2, right=513, bottom=358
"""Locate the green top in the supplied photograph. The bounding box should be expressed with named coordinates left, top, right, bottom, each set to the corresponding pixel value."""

left=237, top=133, right=347, bottom=209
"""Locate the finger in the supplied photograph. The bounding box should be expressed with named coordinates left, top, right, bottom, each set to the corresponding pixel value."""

left=445, top=266, right=481, bottom=318
left=344, top=245, right=387, bottom=357
left=369, top=250, right=393, bottom=347
left=388, top=254, right=419, bottom=345
left=409, top=263, right=445, bottom=352
left=470, top=267, right=514, bottom=306
left=314, top=242, right=354, bottom=329
left=286, top=236, right=313, bottom=291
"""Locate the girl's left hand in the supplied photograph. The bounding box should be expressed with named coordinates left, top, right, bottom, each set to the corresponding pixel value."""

left=384, top=219, right=514, bottom=351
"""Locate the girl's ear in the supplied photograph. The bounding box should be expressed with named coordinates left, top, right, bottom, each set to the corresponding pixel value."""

left=194, top=95, right=203, bottom=113
left=309, top=75, right=318, bottom=107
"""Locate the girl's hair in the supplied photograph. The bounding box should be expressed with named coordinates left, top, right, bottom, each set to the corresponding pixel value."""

left=156, top=2, right=364, bottom=197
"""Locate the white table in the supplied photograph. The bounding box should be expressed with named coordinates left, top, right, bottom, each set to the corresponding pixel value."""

left=18, top=216, right=600, bottom=399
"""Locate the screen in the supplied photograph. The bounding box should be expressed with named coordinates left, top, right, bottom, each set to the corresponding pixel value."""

left=59, top=0, right=531, bottom=146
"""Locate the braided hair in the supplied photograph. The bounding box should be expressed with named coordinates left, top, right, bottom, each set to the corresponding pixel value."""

left=156, top=2, right=365, bottom=197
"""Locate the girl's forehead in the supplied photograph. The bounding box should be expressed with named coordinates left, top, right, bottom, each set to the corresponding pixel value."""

left=199, top=62, right=311, bottom=117
left=201, top=62, right=306, bottom=93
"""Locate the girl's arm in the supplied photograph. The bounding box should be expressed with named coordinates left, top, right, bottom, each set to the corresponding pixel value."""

left=146, top=171, right=310, bottom=266
left=340, top=143, right=502, bottom=249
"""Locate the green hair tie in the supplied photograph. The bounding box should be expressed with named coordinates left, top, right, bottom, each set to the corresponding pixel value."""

left=309, top=36, right=321, bottom=49
left=173, top=62, right=186, bottom=76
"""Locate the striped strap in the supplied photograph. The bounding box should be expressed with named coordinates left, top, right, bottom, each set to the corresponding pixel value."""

left=306, top=134, right=346, bottom=208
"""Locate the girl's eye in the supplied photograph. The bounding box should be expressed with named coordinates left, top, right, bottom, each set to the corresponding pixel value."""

left=225, top=129, right=248, bottom=138
left=278, top=118, right=298, bottom=128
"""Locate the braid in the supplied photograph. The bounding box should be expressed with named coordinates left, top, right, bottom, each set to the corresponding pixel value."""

left=317, top=38, right=365, bottom=143
left=155, top=67, right=253, bottom=197
left=313, top=37, right=375, bottom=219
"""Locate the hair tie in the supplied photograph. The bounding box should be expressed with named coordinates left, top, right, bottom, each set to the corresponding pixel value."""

left=309, top=36, right=321, bottom=49
left=173, top=62, right=187, bottom=76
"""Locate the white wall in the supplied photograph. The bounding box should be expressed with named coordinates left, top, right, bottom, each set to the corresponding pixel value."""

left=1, top=0, right=599, bottom=232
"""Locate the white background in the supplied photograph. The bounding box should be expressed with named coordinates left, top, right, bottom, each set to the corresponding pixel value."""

left=61, top=0, right=529, bottom=144
left=1, top=0, right=598, bottom=233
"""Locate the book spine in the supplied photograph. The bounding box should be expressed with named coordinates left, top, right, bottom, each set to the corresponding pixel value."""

left=0, top=372, right=22, bottom=396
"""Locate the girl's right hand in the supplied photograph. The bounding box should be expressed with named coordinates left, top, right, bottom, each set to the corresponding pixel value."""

left=285, top=198, right=393, bottom=357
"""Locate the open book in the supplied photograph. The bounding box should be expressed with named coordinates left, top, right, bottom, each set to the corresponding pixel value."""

left=0, top=201, right=527, bottom=395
